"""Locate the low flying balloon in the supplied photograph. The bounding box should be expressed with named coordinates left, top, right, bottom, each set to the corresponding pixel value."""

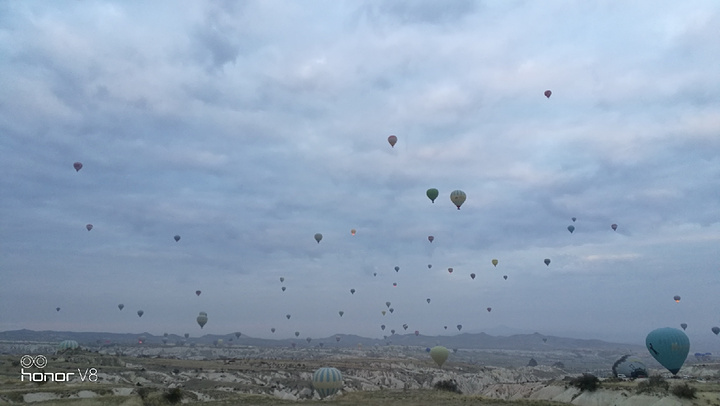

left=674, top=295, right=681, bottom=303
left=450, top=190, right=466, bottom=209
left=312, top=367, right=343, bottom=398
left=394, top=266, right=400, bottom=272
left=503, top=275, right=508, bottom=280
left=295, top=331, right=300, bottom=337
left=314, top=233, right=323, bottom=243
left=544, top=258, right=551, bottom=266
left=196, top=290, right=201, bottom=296
left=197, top=312, right=208, bottom=329
left=544, top=90, right=552, bottom=98
left=543, top=338, right=548, bottom=343
left=470, top=273, right=475, bottom=280
left=336, top=336, right=341, bottom=342
left=646, top=327, right=690, bottom=375
left=137, top=310, right=144, bottom=317
left=338, top=311, right=344, bottom=317
left=492, top=259, right=498, bottom=267
left=118, top=304, right=124, bottom=310
left=350, top=289, right=355, bottom=295
left=457, top=324, right=462, bottom=331
left=426, top=188, right=439, bottom=203
left=350, top=229, right=356, bottom=235
left=487, top=307, right=492, bottom=312
left=430, top=346, right=449, bottom=368
left=286, top=314, right=291, bottom=319
left=680, top=323, right=687, bottom=330
left=73, top=162, right=83, bottom=172
left=391, top=329, right=395, bottom=335
left=388, top=135, right=397, bottom=147
left=403, top=324, right=408, bottom=330
left=428, top=235, right=434, bottom=243
left=611, top=224, right=618, bottom=231
left=86, top=224, right=93, bottom=231
left=174, top=235, right=180, bottom=242
left=713, top=327, right=720, bottom=335
left=567, top=225, right=575, bottom=234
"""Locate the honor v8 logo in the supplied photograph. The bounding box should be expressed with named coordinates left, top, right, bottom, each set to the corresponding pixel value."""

left=20, top=355, right=98, bottom=382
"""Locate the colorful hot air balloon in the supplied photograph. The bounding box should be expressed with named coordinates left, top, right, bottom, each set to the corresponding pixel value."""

left=646, top=327, right=690, bottom=375
left=430, top=346, right=449, bottom=368
left=611, top=224, right=618, bottom=231
left=86, top=224, right=93, bottom=231
left=674, top=295, right=681, bottom=303
left=313, top=367, right=343, bottom=398
left=73, top=162, right=83, bottom=172
left=387, top=135, right=397, bottom=148
left=450, top=190, right=466, bottom=209
left=392, top=282, right=397, bottom=287
left=492, top=259, right=498, bottom=267
left=314, top=233, right=323, bottom=243
left=567, top=225, right=575, bottom=234
left=470, top=273, right=475, bottom=280
left=544, top=90, right=552, bottom=98
left=137, top=310, right=144, bottom=317
left=118, top=304, right=124, bottom=311
left=428, top=235, right=434, bottom=243
left=680, top=323, right=687, bottom=330
left=350, top=229, right=356, bottom=235
left=426, top=188, right=439, bottom=203
left=197, top=312, right=208, bottom=329
left=350, top=288, right=355, bottom=295
left=174, top=235, right=180, bottom=242
left=544, top=258, right=551, bottom=266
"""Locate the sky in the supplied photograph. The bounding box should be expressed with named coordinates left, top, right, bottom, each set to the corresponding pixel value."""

left=1, top=1, right=719, bottom=348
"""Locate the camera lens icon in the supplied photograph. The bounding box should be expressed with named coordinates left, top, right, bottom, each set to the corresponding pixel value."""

left=20, top=355, right=47, bottom=368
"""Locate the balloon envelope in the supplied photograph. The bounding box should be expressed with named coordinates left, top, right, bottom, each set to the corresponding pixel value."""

left=450, top=190, right=466, bottom=209
left=571, top=217, right=576, bottom=222
left=73, top=162, right=83, bottom=172
left=673, top=295, right=680, bottom=303
left=313, top=367, right=343, bottom=398
left=196, top=290, right=201, bottom=296
left=137, top=310, right=144, bottom=317
left=492, top=259, right=498, bottom=267
left=713, top=327, right=720, bottom=335
left=426, top=188, right=439, bottom=203
left=430, top=346, right=450, bottom=368
left=350, top=229, right=356, bottom=235
left=544, top=259, right=551, bottom=266
left=86, top=224, right=93, bottom=231
left=680, top=323, right=687, bottom=330
left=174, top=235, right=180, bottom=242
left=428, top=235, right=434, bottom=243
left=197, top=313, right=208, bottom=329
left=387, top=135, right=397, bottom=147
left=470, top=273, right=475, bottom=280
left=314, top=233, right=323, bottom=243
left=567, top=225, right=575, bottom=234
left=118, top=304, right=124, bottom=310
left=611, top=224, right=618, bottom=231
left=645, top=327, right=689, bottom=375
left=544, top=90, right=552, bottom=98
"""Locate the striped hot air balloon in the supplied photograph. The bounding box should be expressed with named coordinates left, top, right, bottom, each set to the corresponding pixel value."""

left=312, top=367, right=343, bottom=398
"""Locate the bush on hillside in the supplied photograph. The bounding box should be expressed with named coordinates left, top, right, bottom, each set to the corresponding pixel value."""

left=569, top=373, right=600, bottom=392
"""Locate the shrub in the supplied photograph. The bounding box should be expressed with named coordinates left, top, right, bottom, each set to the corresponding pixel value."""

left=671, top=383, right=696, bottom=399
left=163, top=388, right=183, bottom=404
left=434, top=379, right=461, bottom=393
left=636, top=375, right=669, bottom=394
left=569, top=373, right=600, bottom=392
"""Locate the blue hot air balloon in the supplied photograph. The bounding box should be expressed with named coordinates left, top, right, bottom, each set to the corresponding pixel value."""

left=312, top=367, right=343, bottom=398
left=645, top=327, right=689, bottom=375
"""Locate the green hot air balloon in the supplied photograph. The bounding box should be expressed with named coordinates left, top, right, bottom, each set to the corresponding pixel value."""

left=430, top=346, right=449, bottom=368
left=426, top=188, right=439, bottom=203
left=57, top=340, right=79, bottom=352
left=450, top=190, right=466, bottom=210
left=197, top=312, right=208, bottom=329
left=645, top=327, right=689, bottom=375
left=313, top=367, right=343, bottom=398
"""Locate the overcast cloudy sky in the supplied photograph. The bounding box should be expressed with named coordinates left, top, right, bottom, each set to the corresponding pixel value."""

left=2, top=1, right=719, bottom=348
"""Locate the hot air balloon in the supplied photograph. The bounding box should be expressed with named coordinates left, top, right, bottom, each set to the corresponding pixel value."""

left=118, top=304, right=124, bottom=310
left=492, top=259, right=498, bottom=267
left=503, top=275, right=508, bottom=280
left=680, top=323, right=687, bottom=330
left=338, top=311, right=344, bottom=317
left=313, top=367, right=343, bottom=398
left=293, top=331, right=299, bottom=337
left=428, top=235, right=434, bottom=243
left=470, top=273, right=476, bottom=280
left=197, top=312, right=208, bottom=329
left=544, top=90, right=552, bottom=98
left=392, top=282, right=397, bottom=287
left=350, top=289, right=355, bottom=295
left=571, top=217, right=576, bottom=222
left=394, top=266, right=400, bottom=272
left=448, top=267, right=453, bottom=274
left=403, top=324, right=408, bottom=330
left=314, top=233, right=323, bottom=243
left=426, top=188, right=439, bottom=203
left=350, top=229, right=356, bottom=235
left=450, top=190, right=466, bottom=209
left=673, top=295, right=681, bottom=303
left=271, top=328, right=276, bottom=333
left=184, top=333, right=189, bottom=339
left=336, top=336, right=341, bottom=342
left=387, top=135, right=397, bottom=148
left=611, top=224, right=618, bottom=231
left=414, top=330, right=420, bottom=336
left=280, top=277, right=285, bottom=282
left=56, top=307, right=60, bottom=312
left=373, top=272, right=377, bottom=276
left=281, top=286, right=286, bottom=291
left=391, top=329, right=395, bottom=335
left=386, top=301, right=391, bottom=308
left=381, top=311, right=386, bottom=316
left=162, top=337, right=168, bottom=344
left=567, top=225, right=575, bottom=234
left=487, top=307, right=492, bottom=312
left=381, top=325, right=385, bottom=330
left=291, top=342, right=296, bottom=348
left=427, top=298, right=431, bottom=304
left=713, top=327, right=720, bottom=335
left=73, top=162, right=83, bottom=172
left=645, top=327, right=690, bottom=375
left=196, top=290, right=201, bottom=296
left=86, top=224, right=93, bottom=231
left=58, top=340, right=79, bottom=351
left=286, top=314, right=291, bottom=319
left=389, top=308, right=394, bottom=313
left=306, top=337, right=312, bottom=343
left=430, top=346, right=449, bottom=368
left=427, top=264, right=432, bottom=269
left=174, top=235, right=180, bottom=242
left=457, top=324, right=462, bottom=331
left=544, top=258, right=551, bottom=266
left=235, top=332, right=241, bottom=339
left=137, top=310, right=144, bottom=317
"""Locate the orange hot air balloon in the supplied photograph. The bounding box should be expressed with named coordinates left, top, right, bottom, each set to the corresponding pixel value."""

left=388, top=135, right=397, bottom=147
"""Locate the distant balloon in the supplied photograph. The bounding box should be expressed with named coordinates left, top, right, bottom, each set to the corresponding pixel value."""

left=487, top=307, right=492, bottom=312
left=295, top=331, right=300, bottom=337
left=544, top=90, right=552, bottom=98
left=544, top=258, right=551, bottom=266
left=280, top=277, right=285, bottom=283
left=184, top=333, right=189, bottom=339
left=444, top=326, right=447, bottom=330
left=351, top=229, right=356, bottom=236
left=118, top=304, right=124, bottom=311
left=673, top=295, right=681, bottom=303
left=428, top=235, right=434, bottom=243
left=457, top=324, right=462, bottom=331
left=373, top=272, right=377, bottom=276
left=427, top=264, right=432, bottom=269
left=306, top=337, right=312, bottom=343
left=646, top=327, right=689, bottom=375
left=86, top=224, right=93, bottom=231
left=137, top=310, right=144, bottom=317
left=56, top=307, right=60, bottom=312
left=567, top=225, right=575, bottom=234
left=470, top=273, right=476, bottom=280
left=391, top=329, right=395, bottom=335
left=235, top=332, right=241, bottom=339
left=394, top=266, right=400, bottom=272
left=503, top=275, right=508, bottom=280
left=713, top=327, right=720, bottom=335
left=271, top=328, right=276, bottom=333
left=174, top=235, right=180, bottom=242
left=426, top=188, right=439, bottom=203
left=338, top=311, right=344, bottom=317
left=430, top=346, right=450, bottom=368
left=312, top=367, right=343, bottom=398
left=381, top=325, right=385, bottom=331
left=386, top=302, right=391, bottom=308
left=196, top=290, right=201, bottom=296
left=336, top=336, right=341, bottom=342
left=197, top=312, right=208, bottom=329
left=392, top=282, right=397, bottom=287
left=281, top=286, right=286, bottom=292
left=680, top=323, right=687, bottom=330
left=314, top=233, right=323, bottom=243
left=450, top=190, right=466, bottom=210
left=427, top=298, right=431, bottom=304
left=381, top=311, right=386, bottom=316
left=73, top=162, right=83, bottom=172
left=387, top=135, right=397, bottom=148
left=447, top=267, right=453, bottom=274
left=389, top=308, right=394, bottom=313
left=571, top=217, right=576, bottom=222
left=403, top=324, right=408, bottom=330
left=542, top=338, right=547, bottom=343
left=414, top=330, right=420, bottom=336
left=611, top=224, right=618, bottom=231
left=492, top=259, right=498, bottom=267
left=350, top=289, right=355, bottom=295
left=286, top=314, right=291, bottom=319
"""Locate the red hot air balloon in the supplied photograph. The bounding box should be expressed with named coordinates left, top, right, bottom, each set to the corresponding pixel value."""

left=544, top=90, right=552, bottom=98
left=611, top=224, right=618, bottom=231
left=388, top=135, right=397, bottom=147
left=73, top=162, right=83, bottom=172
